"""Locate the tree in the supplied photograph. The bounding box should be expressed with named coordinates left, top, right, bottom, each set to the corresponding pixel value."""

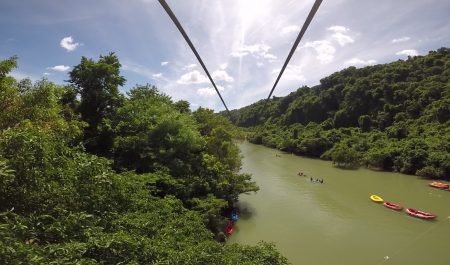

left=0, top=56, right=17, bottom=80
left=0, top=57, right=20, bottom=129
left=330, top=144, right=360, bottom=168
left=174, top=100, right=191, bottom=113
left=358, top=115, right=371, bottom=132
left=113, top=85, right=203, bottom=175
left=68, top=52, right=125, bottom=154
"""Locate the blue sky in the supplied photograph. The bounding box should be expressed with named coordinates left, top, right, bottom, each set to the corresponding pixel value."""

left=1, top=0, right=449, bottom=111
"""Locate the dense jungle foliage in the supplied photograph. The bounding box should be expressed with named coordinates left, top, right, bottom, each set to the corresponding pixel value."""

left=0, top=54, right=288, bottom=264
left=230, top=48, right=449, bottom=178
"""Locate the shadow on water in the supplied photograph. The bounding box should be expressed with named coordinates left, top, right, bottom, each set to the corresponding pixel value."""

left=234, top=201, right=256, bottom=221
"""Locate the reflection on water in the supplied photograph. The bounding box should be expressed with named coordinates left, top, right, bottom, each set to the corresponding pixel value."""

left=228, top=142, right=450, bottom=265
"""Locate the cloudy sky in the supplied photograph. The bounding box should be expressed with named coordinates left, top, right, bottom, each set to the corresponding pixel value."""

left=1, top=0, right=449, bottom=111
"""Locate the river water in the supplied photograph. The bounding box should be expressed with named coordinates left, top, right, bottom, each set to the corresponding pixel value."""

left=228, top=142, right=450, bottom=265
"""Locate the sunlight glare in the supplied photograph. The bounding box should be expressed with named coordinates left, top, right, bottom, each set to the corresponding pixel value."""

left=238, top=0, right=271, bottom=31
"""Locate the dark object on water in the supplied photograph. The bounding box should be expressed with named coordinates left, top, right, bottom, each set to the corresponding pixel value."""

left=216, top=232, right=226, bottom=242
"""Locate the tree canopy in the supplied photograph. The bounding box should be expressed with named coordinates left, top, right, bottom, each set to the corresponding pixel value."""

left=230, top=47, right=450, bottom=179
left=0, top=55, right=287, bottom=264
left=68, top=52, right=126, bottom=155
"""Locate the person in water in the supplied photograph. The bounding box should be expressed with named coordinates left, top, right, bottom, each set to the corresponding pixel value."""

left=320, top=179, right=323, bottom=184
left=310, top=177, right=313, bottom=182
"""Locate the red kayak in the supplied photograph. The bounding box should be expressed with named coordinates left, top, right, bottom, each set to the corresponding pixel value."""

left=405, top=208, right=437, bottom=220
left=226, top=222, right=234, bottom=236
left=383, top=202, right=403, bottom=211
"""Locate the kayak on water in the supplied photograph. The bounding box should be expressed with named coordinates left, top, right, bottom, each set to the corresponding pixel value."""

left=429, top=182, right=449, bottom=189
left=383, top=202, right=403, bottom=210
left=226, top=222, right=234, bottom=236
left=370, top=195, right=383, bottom=203
left=231, top=211, right=238, bottom=222
left=405, top=208, right=437, bottom=220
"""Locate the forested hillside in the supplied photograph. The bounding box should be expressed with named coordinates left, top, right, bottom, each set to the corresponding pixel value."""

left=230, top=48, right=449, bottom=179
left=0, top=55, right=288, bottom=264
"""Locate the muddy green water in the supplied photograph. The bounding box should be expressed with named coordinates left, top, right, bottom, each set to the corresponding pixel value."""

left=228, top=142, right=450, bottom=265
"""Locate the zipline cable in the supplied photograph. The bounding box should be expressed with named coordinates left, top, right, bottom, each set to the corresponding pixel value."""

left=158, top=0, right=231, bottom=116
left=260, top=0, right=323, bottom=116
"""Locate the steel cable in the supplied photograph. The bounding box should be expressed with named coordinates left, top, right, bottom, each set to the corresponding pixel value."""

left=260, top=0, right=323, bottom=116
left=158, top=0, right=231, bottom=115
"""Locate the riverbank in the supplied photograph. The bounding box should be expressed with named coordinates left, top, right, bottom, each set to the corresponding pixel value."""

left=246, top=132, right=448, bottom=181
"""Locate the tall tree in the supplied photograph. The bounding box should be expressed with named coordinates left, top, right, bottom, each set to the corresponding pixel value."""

left=0, top=56, right=17, bottom=80
left=68, top=52, right=125, bottom=154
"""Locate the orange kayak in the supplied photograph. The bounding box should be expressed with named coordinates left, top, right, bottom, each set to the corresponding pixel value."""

left=429, top=182, right=449, bottom=189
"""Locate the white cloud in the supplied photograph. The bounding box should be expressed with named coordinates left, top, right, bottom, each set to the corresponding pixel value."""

left=302, top=40, right=336, bottom=64
left=396, top=49, right=418, bottom=56
left=263, top=53, right=277, bottom=60
left=242, top=43, right=270, bottom=54
left=272, top=64, right=306, bottom=82
left=344, top=58, right=377, bottom=66
left=231, top=43, right=274, bottom=60
left=183, top=63, right=197, bottom=70
left=230, top=51, right=249, bottom=58
left=212, top=70, right=234, bottom=83
left=9, top=71, right=31, bottom=80
left=161, top=61, right=169, bottom=66
left=392, top=37, right=410, bottom=43
left=326, top=26, right=354, bottom=46
left=256, top=62, right=264, bottom=67
left=60, top=36, right=80, bottom=52
left=327, top=26, right=349, bottom=33
left=48, top=65, right=71, bottom=72
left=43, top=72, right=51, bottom=76
left=123, top=62, right=169, bottom=82
left=177, top=70, right=209, bottom=84
left=331, top=32, right=354, bottom=46
left=197, top=85, right=225, bottom=97
left=219, top=63, right=228, bottom=70
left=281, top=25, right=300, bottom=35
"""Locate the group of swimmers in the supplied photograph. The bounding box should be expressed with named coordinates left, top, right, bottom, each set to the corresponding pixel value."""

left=298, top=171, right=324, bottom=184
left=310, top=177, right=324, bottom=184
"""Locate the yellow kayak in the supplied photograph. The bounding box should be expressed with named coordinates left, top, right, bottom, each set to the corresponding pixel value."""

left=370, top=195, right=383, bottom=203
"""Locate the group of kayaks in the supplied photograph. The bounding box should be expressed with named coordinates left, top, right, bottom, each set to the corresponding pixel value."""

left=370, top=195, right=437, bottom=220
left=225, top=210, right=239, bottom=236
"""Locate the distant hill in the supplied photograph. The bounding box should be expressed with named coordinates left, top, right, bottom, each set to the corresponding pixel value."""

left=230, top=47, right=449, bottom=179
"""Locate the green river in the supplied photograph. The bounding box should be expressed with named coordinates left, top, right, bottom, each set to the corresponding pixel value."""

left=228, top=142, right=450, bottom=265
